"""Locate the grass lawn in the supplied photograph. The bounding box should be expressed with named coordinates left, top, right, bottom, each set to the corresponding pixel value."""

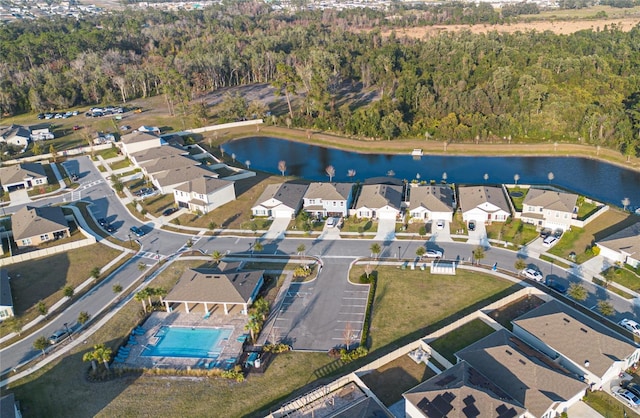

left=361, top=266, right=519, bottom=351
left=428, top=318, right=496, bottom=363
left=26, top=164, right=60, bottom=197
left=7, top=259, right=335, bottom=418
left=139, top=193, right=175, bottom=217
left=342, top=217, right=376, bottom=234
left=506, top=186, right=528, bottom=211
left=603, top=266, right=640, bottom=292
left=94, top=146, right=120, bottom=160
left=0, top=243, right=122, bottom=336
left=485, top=219, right=537, bottom=246
left=450, top=212, right=467, bottom=235
left=549, top=209, right=636, bottom=263
left=583, top=390, right=640, bottom=418
left=577, top=200, right=599, bottom=220
left=108, top=157, right=131, bottom=171
left=360, top=354, right=436, bottom=406
left=487, top=295, right=546, bottom=331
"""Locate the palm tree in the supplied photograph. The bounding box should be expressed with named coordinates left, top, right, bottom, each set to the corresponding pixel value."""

left=134, top=289, right=148, bottom=312
left=547, top=172, right=554, bottom=183
left=83, top=350, right=98, bottom=372
left=278, top=160, right=286, bottom=176
left=245, top=315, right=261, bottom=344
left=93, top=344, right=113, bottom=370
left=622, top=197, right=630, bottom=211
left=33, top=336, right=49, bottom=357
left=297, top=244, right=306, bottom=256
left=211, top=250, right=223, bottom=264
left=326, top=165, right=335, bottom=182
left=155, top=287, right=167, bottom=305
left=78, top=311, right=90, bottom=325
left=514, top=258, right=526, bottom=272
left=370, top=243, right=381, bottom=259
left=252, top=298, right=270, bottom=321
left=597, top=300, right=615, bottom=316
left=513, top=174, right=520, bottom=185
left=568, top=283, right=588, bottom=301
left=252, top=241, right=264, bottom=255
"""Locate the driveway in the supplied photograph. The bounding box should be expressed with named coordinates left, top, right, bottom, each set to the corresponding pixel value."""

left=467, top=221, right=488, bottom=246
left=263, top=217, right=290, bottom=240
left=374, top=218, right=396, bottom=241
left=270, top=257, right=368, bottom=351
left=8, top=189, right=31, bottom=206
left=431, top=220, right=453, bottom=242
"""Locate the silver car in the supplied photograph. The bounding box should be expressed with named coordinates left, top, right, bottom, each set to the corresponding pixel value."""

left=522, top=268, right=544, bottom=282
left=619, top=319, right=640, bottom=336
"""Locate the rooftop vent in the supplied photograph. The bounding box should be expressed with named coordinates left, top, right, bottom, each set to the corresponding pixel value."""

left=563, top=318, right=570, bottom=323
left=580, top=328, right=588, bottom=333
left=584, top=360, right=590, bottom=368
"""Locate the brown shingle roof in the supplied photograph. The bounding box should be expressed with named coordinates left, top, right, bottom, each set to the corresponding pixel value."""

left=120, top=131, right=160, bottom=144
left=0, top=163, right=46, bottom=185
left=355, top=184, right=403, bottom=210
left=140, top=155, right=200, bottom=174
left=165, top=266, right=264, bottom=305
left=597, top=222, right=640, bottom=258
left=174, top=177, right=234, bottom=195
left=404, top=361, right=525, bottom=418
left=513, top=299, right=637, bottom=377
left=458, top=186, right=510, bottom=214
left=152, top=166, right=218, bottom=187
left=408, top=185, right=454, bottom=212
left=523, top=188, right=578, bottom=213
left=304, top=183, right=353, bottom=200
left=456, top=329, right=587, bottom=417
left=11, top=205, right=69, bottom=241
left=130, top=145, right=188, bottom=163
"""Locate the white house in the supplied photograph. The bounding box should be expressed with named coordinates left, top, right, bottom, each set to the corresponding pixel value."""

left=596, top=222, right=640, bottom=269
left=252, top=182, right=309, bottom=218
left=521, top=188, right=578, bottom=232
left=303, top=182, right=354, bottom=218
left=0, top=163, right=48, bottom=192
left=173, top=177, right=236, bottom=214
left=119, top=131, right=164, bottom=155
left=458, top=186, right=510, bottom=225
left=512, top=299, right=640, bottom=390
left=408, top=185, right=454, bottom=222
left=353, top=184, right=403, bottom=220
left=0, top=124, right=30, bottom=148
left=0, top=270, right=14, bottom=321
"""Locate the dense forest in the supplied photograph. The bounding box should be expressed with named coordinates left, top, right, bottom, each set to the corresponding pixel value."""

left=1, top=1, right=639, bottom=157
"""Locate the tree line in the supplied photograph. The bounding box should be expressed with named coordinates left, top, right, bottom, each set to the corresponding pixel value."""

left=0, top=1, right=639, bottom=157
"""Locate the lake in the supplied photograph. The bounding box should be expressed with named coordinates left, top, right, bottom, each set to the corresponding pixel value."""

left=224, top=136, right=640, bottom=208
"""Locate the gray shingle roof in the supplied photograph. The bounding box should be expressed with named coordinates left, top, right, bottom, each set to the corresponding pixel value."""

left=458, top=186, right=510, bottom=213
left=130, top=145, right=188, bottom=163
left=404, top=361, right=525, bottom=418
left=355, top=184, right=403, bottom=210
left=523, top=188, right=578, bottom=213
left=174, top=177, right=234, bottom=195
left=513, top=299, right=637, bottom=377
left=152, top=166, right=218, bottom=187
left=408, top=185, right=454, bottom=212
left=597, top=222, right=640, bottom=258
left=255, top=182, right=309, bottom=210
left=304, top=183, right=354, bottom=200
left=456, top=329, right=587, bottom=417
left=11, top=205, right=69, bottom=241
left=165, top=266, right=264, bottom=305
left=0, top=163, right=46, bottom=186
left=120, top=131, right=160, bottom=144
left=140, top=154, right=200, bottom=174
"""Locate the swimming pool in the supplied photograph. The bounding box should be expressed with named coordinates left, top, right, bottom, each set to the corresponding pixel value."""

left=142, top=327, right=232, bottom=359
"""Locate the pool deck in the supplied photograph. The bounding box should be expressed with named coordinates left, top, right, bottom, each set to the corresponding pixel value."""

left=113, top=310, right=249, bottom=371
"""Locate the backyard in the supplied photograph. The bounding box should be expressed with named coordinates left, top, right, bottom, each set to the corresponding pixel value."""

left=428, top=318, right=496, bottom=363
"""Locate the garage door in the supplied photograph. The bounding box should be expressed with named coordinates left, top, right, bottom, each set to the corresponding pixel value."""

left=274, top=209, right=293, bottom=218
left=378, top=209, right=397, bottom=220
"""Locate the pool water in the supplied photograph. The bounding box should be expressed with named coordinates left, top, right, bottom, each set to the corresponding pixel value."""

left=142, top=327, right=232, bottom=359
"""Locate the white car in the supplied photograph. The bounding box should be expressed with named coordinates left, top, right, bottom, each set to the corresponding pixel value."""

left=326, top=217, right=335, bottom=227
left=423, top=249, right=443, bottom=258
left=619, top=319, right=640, bottom=336
left=436, top=220, right=445, bottom=230
left=522, top=268, right=544, bottom=282
left=542, top=236, right=558, bottom=247
left=613, top=387, right=640, bottom=408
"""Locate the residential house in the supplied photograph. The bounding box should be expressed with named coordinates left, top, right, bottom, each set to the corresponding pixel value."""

left=129, top=144, right=188, bottom=166
left=252, top=182, right=309, bottom=218
left=408, top=185, right=455, bottom=222
left=119, top=131, right=164, bottom=155
left=138, top=154, right=202, bottom=178
left=458, top=186, right=510, bottom=225
left=0, top=163, right=48, bottom=192
left=404, top=361, right=526, bottom=418
left=303, top=182, right=354, bottom=218
left=354, top=183, right=403, bottom=220
left=150, top=165, right=218, bottom=195
left=164, top=261, right=264, bottom=316
left=173, top=177, right=235, bottom=214
left=521, top=188, right=578, bottom=232
left=513, top=299, right=640, bottom=389
left=0, top=124, right=30, bottom=148
left=456, top=329, right=587, bottom=418
left=29, top=123, right=53, bottom=141
left=11, top=205, right=70, bottom=248
left=0, top=393, right=22, bottom=418
left=0, top=269, right=14, bottom=321
left=596, top=222, right=640, bottom=269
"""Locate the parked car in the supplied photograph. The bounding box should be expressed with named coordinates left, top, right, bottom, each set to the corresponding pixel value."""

left=468, top=220, right=476, bottom=231
left=49, top=329, right=69, bottom=345
left=618, top=318, right=640, bottom=336
left=540, top=228, right=552, bottom=238
left=553, top=229, right=563, bottom=238
left=542, top=235, right=558, bottom=247
left=423, top=249, right=443, bottom=258
left=625, top=382, right=640, bottom=398
left=105, top=224, right=117, bottom=233
left=130, top=226, right=145, bottom=237
left=326, top=217, right=335, bottom=227
left=72, top=125, right=82, bottom=131
left=436, top=220, right=445, bottom=230
left=522, top=268, right=544, bottom=282
left=544, top=278, right=567, bottom=294
left=162, top=207, right=177, bottom=216
left=97, top=218, right=107, bottom=226
left=614, top=387, right=640, bottom=408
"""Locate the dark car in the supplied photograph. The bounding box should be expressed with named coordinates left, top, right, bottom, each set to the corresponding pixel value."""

left=105, top=224, right=117, bottom=233
left=97, top=218, right=107, bottom=226
left=545, top=278, right=567, bottom=294
left=468, top=220, right=476, bottom=231
left=540, top=228, right=552, bottom=238
left=49, top=329, right=69, bottom=345
left=162, top=207, right=177, bottom=216
left=625, top=382, right=640, bottom=399
left=130, top=226, right=145, bottom=237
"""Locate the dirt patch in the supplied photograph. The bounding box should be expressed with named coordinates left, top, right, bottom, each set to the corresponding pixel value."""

left=381, top=17, right=640, bottom=38
left=488, top=295, right=547, bottom=330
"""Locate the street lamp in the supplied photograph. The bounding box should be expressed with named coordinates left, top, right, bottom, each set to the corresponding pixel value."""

left=156, top=249, right=159, bottom=260
left=127, top=233, right=132, bottom=248
left=398, top=246, right=401, bottom=260
left=64, top=322, right=72, bottom=341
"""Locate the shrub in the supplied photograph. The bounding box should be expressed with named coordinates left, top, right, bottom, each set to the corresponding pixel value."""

left=221, top=366, right=245, bottom=382
left=360, top=271, right=378, bottom=347
left=359, top=273, right=372, bottom=284
left=340, top=346, right=368, bottom=363
left=263, top=343, right=290, bottom=353
left=592, top=245, right=600, bottom=256
left=418, top=226, right=427, bottom=236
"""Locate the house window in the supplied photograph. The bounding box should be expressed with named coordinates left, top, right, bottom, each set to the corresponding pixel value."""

left=21, top=238, right=31, bottom=246
left=0, top=310, right=7, bottom=318
left=309, top=199, right=315, bottom=205
left=340, top=202, right=344, bottom=206
left=40, top=234, right=49, bottom=241
left=333, top=202, right=336, bottom=206
left=539, top=207, right=543, bottom=212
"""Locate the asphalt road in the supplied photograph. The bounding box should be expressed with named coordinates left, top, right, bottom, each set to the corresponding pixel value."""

left=2, top=156, right=638, bottom=374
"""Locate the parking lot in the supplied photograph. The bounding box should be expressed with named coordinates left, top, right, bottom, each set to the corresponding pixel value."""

left=271, top=257, right=369, bottom=351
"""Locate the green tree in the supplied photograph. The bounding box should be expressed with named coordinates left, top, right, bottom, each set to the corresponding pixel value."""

left=208, top=221, right=218, bottom=231
left=211, top=250, right=223, bottom=264
left=597, top=300, right=615, bottom=316
left=473, top=246, right=485, bottom=265
left=297, top=244, right=306, bottom=256
left=252, top=298, right=270, bottom=322
left=36, top=300, right=48, bottom=316
left=111, top=176, right=124, bottom=193
left=134, top=288, right=149, bottom=312
left=49, top=144, right=58, bottom=162
left=32, top=141, right=42, bottom=155
left=568, top=283, right=588, bottom=301
left=91, top=267, right=101, bottom=279
left=112, top=283, right=123, bottom=293
left=244, top=315, right=261, bottom=344
left=33, top=335, right=49, bottom=356
left=370, top=243, right=381, bottom=259
left=4, top=316, right=23, bottom=336
left=514, top=259, right=527, bottom=272
left=252, top=241, right=264, bottom=254
left=78, top=311, right=90, bottom=325
left=92, top=344, right=112, bottom=370
left=63, top=285, right=74, bottom=298
left=83, top=350, right=98, bottom=372
left=416, top=246, right=426, bottom=258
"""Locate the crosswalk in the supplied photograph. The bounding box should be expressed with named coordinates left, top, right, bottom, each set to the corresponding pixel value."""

left=80, top=179, right=103, bottom=190
left=178, top=234, right=204, bottom=252
left=139, top=251, right=162, bottom=260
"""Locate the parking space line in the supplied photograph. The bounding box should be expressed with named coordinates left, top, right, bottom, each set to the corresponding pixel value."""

left=342, top=297, right=367, bottom=300
left=336, top=319, right=363, bottom=323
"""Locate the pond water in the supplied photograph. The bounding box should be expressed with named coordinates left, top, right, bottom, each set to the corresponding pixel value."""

left=224, top=136, right=640, bottom=208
